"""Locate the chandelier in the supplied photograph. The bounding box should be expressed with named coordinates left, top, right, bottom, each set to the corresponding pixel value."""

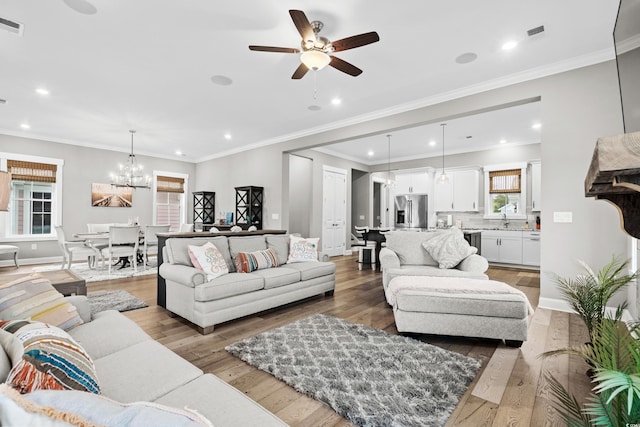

left=437, top=124, right=450, bottom=184
left=110, top=130, right=150, bottom=189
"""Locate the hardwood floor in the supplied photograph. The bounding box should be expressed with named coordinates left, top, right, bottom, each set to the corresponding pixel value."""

left=0, top=256, right=592, bottom=426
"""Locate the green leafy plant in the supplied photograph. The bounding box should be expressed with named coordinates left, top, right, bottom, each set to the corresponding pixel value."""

left=553, top=256, right=637, bottom=342
left=543, top=309, right=640, bottom=426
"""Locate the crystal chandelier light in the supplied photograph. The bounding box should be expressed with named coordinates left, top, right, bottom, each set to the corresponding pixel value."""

left=110, top=130, right=151, bottom=189
left=437, top=124, right=450, bottom=184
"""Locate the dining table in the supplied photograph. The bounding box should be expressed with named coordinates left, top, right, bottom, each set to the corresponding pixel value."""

left=73, top=231, right=144, bottom=269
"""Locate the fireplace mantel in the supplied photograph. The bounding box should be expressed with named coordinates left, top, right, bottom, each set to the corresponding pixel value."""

left=585, top=131, right=640, bottom=238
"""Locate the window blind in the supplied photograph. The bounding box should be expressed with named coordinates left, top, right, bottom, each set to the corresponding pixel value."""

left=489, top=169, right=521, bottom=194
left=7, top=160, right=57, bottom=183
left=156, top=176, right=184, bottom=193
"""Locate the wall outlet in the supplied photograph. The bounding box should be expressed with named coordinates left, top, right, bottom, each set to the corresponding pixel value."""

left=31, top=243, right=37, bottom=250
left=359, top=215, right=365, bottom=220
left=271, top=213, right=279, bottom=220
left=553, top=211, right=573, bottom=223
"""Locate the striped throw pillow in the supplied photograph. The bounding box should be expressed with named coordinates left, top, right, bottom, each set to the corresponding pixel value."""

left=0, top=274, right=83, bottom=331
left=234, top=248, right=279, bottom=273
left=0, top=320, right=100, bottom=394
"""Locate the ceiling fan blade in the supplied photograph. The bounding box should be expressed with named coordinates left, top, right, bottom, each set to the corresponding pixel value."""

left=329, top=56, right=363, bottom=76
left=291, top=63, right=309, bottom=79
left=249, top=45, right=300, bottom=54
left=289, top=9, right=315, bottom=43
left=331, top=32, right=380, bottom=52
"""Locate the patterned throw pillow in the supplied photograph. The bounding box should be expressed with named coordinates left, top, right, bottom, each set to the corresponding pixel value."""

left=234, top=248, right=279, bottom=273
left=188, top=242, right=229, bottom=281
left=422, top=227, right=477, bottom=269
left=0, top=320, right=100, bottom=394
left=0, top=274, right=83, bottom=331
left=286, top=235, right=320, bottom=263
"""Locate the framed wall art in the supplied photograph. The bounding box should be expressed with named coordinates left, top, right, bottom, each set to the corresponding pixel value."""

left=91, top=183, right=133, bottom=207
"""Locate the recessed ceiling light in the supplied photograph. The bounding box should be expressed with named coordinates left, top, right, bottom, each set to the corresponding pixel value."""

left=500, top=139, right=507, bottom=144
left=331, top=98, right=342, bottom=106
left=455, top=52, right=478, bottom=64
left=367, top=150, right=374, bottom=156
left=35, top=88, right=49, bottom=95
left=532, top=123, right=542, bottom=129
left=20, top=123, right=30, bottom=130
left=175, top=150, right=183, bottom=156
left=429, top=140, right=436, bottom=147
left=210, top=75, right=233, bottom=86
left=308, top=105, right=321, bottom=111
left=224, top=133, right=232, bottom=140
left=502, top=40, right=518, bottom=51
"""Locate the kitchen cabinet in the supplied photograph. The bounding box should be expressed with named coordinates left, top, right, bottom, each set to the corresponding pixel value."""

left=394, top=172, right=429, bottom=194
left=531, top=162, right=541, bottom=211
left=522, top=231, right=541, bottom=266
left=434, top=169, right=480, bottom=212
left=481, top=230, right=523, bottom=264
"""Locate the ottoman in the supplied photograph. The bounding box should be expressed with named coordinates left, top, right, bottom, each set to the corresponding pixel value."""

left=385, top=276, right=532, bottom=347
left=0, top=245, right=19, bottom=269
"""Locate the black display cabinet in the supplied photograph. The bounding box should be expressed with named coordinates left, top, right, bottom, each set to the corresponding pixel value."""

left=193, top=191, right=215, bottom=227
left=235, top=186, right=263, bottom=230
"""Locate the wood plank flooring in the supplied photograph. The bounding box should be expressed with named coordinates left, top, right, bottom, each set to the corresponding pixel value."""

left=0, top=256, right=593, bottom=426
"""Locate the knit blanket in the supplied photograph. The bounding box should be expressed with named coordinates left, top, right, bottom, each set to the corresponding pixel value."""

left=385, top=276, right=535, bottom=314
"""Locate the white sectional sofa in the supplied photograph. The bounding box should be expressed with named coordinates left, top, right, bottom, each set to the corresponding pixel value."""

left=0, top=296, right=287, bottom=426
left=159, top=234, right=336, bottom=334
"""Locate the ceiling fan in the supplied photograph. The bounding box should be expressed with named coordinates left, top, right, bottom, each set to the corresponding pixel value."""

left=249, top=9, right=380, bottom=79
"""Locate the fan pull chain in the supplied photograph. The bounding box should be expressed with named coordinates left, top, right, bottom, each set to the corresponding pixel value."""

left=313, top=71, right=318, bottom=100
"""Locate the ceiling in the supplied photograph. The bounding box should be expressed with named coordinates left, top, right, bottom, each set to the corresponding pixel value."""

left=0, top=1, right=620, bottom=164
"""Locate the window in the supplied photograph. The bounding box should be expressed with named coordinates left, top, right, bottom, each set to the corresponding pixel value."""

left=154, top=173, right=187, bottom=231
left=1, top=155, right=63, bottom=240
left=484, top=164, right=527, bottom=219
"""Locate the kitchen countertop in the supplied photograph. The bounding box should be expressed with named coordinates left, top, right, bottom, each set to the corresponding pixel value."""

left=462, top=228, right=542, bottom=232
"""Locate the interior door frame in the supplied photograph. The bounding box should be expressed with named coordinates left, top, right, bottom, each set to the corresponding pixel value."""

left=322, top=165, right=348, bottom=256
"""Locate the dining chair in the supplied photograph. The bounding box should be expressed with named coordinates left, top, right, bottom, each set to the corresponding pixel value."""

left=101, top=226, right=141, bottom=275
left=55, top=225, right=102, bottom=270
left=143, top=224, right=171, bottom=269
left=353, top=226, right=376, bottom=270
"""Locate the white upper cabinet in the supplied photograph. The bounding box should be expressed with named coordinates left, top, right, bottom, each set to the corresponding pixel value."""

left=530, top=162, right=541, bottom=212
left=434, top=169, right=480, bottom=212
left=394, top=172, right=429, bottom=194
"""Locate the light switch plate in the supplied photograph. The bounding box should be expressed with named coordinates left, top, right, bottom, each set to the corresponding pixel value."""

left=271, top=213, right=279, bottom=220
left=359, top=215, right=365, bottom=220
left=553, top=212, right=573, bottom=223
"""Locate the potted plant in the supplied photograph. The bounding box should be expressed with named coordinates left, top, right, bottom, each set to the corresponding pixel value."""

left=552, top=256, right=637, bottom=342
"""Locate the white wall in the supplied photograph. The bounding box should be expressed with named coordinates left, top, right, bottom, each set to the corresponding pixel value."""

left=288, top=154, right=312, bottom=236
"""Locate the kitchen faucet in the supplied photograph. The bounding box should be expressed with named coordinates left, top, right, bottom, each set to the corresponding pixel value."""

left=502, top=213, right=510, bottom=228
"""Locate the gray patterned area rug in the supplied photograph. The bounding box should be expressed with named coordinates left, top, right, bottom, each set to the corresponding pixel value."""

left=226, top=314, right=481, bottom=427
left=88, top=290, right=148, bottom=315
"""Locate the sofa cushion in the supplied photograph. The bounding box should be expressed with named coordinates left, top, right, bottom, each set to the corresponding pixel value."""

left=155, top=374, right=286, bottom=427
left=251, top=267, right=301, bottom=289
left=188, top=242, right=229, bottom=280
left=0, top=330, right=11, bottom=382
left=0, top=274, right=83, bottom=331
left=286, top=235, right=319, bottom=263
left=384, top=231, right=440, bottom=266
left=422, top=227, right=476, bottom=269
left=68, top=310, right=151, bottom=360
left=266, top=234, right=290, bottom=265
left=284, top=261, right=336, bottom=281
left=0, top=320, right=100, bottom=394
left=166, top=237, right=233, bottom=272
left=195, top=273, right=264, bottom=302
left=228, top=236, right=267, bottom=260
left=95, top=339, right=202, bottom=403
left=234, top=248, right=279, bottom=273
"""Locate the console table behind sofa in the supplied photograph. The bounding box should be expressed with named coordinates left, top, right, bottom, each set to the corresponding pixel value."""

left=156, top=230, right=287, bottom=308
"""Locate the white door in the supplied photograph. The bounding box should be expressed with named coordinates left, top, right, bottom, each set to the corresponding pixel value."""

left=323, top=168, right=347, bottom=257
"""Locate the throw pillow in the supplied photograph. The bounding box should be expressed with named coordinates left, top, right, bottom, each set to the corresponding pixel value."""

left=422, top=227, right=477, bottom=269
left=286, top=235, right=320, bottom=263
left=0, top=274, right=83, bottom=331
left=0, top=320, right=100, bottom=394
left=188, top=242, right=229, bottom=281
left=234, top=248, right=279, bottom=273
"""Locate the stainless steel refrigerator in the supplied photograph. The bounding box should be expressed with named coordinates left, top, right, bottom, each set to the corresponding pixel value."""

left=394, top=194, right=428, bottom=229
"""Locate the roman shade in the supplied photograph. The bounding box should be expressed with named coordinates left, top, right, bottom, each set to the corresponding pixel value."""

left=156, top=176, right=184, bottom=193
left=7, top=160, right=57, bottom=183
left=489, top=169, right=521, bottom=194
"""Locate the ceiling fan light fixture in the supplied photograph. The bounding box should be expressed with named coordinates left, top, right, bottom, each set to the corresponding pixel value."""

left=300, top=50, right=331, bottom=71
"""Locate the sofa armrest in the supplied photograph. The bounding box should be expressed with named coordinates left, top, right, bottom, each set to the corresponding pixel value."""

left=379, top=248, right=400, bottom=271
left=457, top=254, right=489, bottom=274
left=159, top=264, right=205, bottom=287
left=64, top=296, right=91, bottom=323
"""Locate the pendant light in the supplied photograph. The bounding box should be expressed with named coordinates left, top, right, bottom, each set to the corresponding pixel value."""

left=385, top=134, right=395, bottom=189
left=110, top=130, right=151, bottom=189
left=437, top=123, right=449, bottom=184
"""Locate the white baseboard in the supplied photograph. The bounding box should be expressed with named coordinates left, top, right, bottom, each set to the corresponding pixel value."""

left=0, top=256, right=61, bottom=269
left=344, top=249, right=353, bottom=256
left=538, top=296, right=634, bottom=324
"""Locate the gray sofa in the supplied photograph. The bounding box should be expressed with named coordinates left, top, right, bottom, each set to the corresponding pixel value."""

left=159, top=234, right=336, bottom=334
left=379, top=230, right=489, bottom=289
left=1, top=296, right=287, bottom=426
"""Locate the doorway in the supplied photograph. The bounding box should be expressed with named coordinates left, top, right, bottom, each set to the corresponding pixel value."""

left=322, top=166, right=347, bottom=257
